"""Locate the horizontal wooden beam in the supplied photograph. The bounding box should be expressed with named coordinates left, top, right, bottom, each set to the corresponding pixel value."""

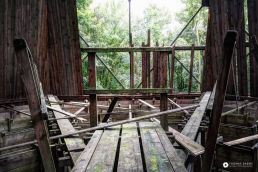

left=83, top=88, right=173, bottom=94
left=224, top=134, right=258, bottom=146
left=81, top=46, right=205, bottom=53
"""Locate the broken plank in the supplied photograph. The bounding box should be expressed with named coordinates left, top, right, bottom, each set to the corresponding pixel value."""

left=71, top=130, right=103, bottom=172
left=168, top=98, right=190, bottom=116
left=139, top=122, right=175, bottom=172
left=117, top=123, right=144, bottom=172
left=85, top=126, right=121, bottom=172
left=152, top=118, right=205, bottom=157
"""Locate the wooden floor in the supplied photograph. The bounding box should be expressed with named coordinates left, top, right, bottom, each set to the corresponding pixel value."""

left=72, top=121, right=186, bottom=172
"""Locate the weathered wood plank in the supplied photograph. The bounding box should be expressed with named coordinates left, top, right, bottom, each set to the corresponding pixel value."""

left=224, top=134, right=258, bottom=146
left=154, top=123, right=187, bottom=172
left=83, top=88, right=172, bottom=94
left=117, top=123, right=144, bottom=172
left=85, top=126, right=121, bottom=172
left=139, top=122, right=175, bottom=172
left=71, top=130, right=103, bottom=172
left=48, top=95, right=85, bottom=162
left=152, top=118, right=205, bottom=157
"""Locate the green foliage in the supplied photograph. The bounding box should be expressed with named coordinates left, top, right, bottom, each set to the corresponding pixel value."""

left=77, top=0, right=208, bottom=92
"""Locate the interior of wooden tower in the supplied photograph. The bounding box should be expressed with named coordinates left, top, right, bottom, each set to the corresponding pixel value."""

left=0, top=0, right=258, bottom=172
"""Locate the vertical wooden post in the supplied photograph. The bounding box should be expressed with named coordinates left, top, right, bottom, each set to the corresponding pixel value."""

left=188, top=44, right=195, bottom=94
left=153, top=42, right=160, bottom=88
left=160, top=51, right=168, bottom=131
left=170, top=46, right=175, bottom=93
left=248, top=0, right=258, bottom=97
left=147, top=30, right=151, bottom=88
left=201, top=31, right=237, bottom=172
left=88, top=52, right=98, bottom=127
left=129, top=46, right=134, bottom=88
left=13, top=39, right=56, bottom=172
left=142, top=42, right=147, bottom=88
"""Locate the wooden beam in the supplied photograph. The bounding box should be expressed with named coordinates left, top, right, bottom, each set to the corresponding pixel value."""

left=221, top=101, right=257, bottom=116
left=153, top=42, right=160, bottom=88
left=13, top=39, right=56, bottom=172
left=0, top=104, right=199, bottom=152
left=129, top=45, right=134, bottom=88
left=102, top=97, right=118, bottom=122
left=170, top=46, right=176, bottom=93
left=138, top=99, right=156, bottom=109
left=188, top=44, right=195, bottom=94
left=88, top=52, right=98, bottom=127
left=224, top=134, right=258, bottom=146
left=83, top=88, right=172, bottom=94
left=142, top=42, right=148, bottom=88
left=81, top=46, right=206, bottom=53
left=168, top=98, right=190, bottom=116
left=201, top=31, right=237, bottom=172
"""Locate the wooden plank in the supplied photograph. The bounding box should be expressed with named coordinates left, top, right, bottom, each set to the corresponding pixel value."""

left=170, top=46, right=175, bottom=93
left=142, top=42, right=148, bottom=88
left=138, top=99, right=156, bottom=109
left=154, top=123, right=187, bottom=172
left=85, top=126, right=121, bottom=172
left=188, top=44, right=195, bottom=94
left=160, top=93, right=168, bottom=131
left=224, top=134, right=258, bottom=146
left=117, top=123, right=144, bottom=172
left=202, top=31, right=237, bottom=172
left=48, top=95, right=85, bottom=162
left=181, top=92, right=211, bottom=140
left=13, top=39, right=56, bottom=172
left=139, top=122, right=175, bottom=172
left=168, top=98, right=190, bottom=116
left=81, top=46, right=206, bottom=53
left=221, top=101, right=257, bottom=116
left=152, top=118, right=205, bottom=156
left=102, top=97, right=118, bottom=122
left=129, top=46, right=134, bottom=88
left=71, top=130, right=103, bottom=172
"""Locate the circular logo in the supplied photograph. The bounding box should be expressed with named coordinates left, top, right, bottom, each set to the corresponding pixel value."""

left=223, top=162, right=229, bottom=168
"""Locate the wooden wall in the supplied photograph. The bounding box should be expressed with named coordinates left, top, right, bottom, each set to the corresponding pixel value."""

left=247, top=0, right=258, bottom=97
left=0, top=0, right=83, bottom=99
left=202, top=0, right=247, bottom=96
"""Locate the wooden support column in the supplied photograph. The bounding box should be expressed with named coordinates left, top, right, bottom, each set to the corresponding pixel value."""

left=147, top=30, right=151, bottom=88
left=153, top=42, right=160, bottom=88
left=142, top=42, right=147, bottom=88
left=88, top=52, right=98, bottom=127
left=129, top=46, right=134, bottom=88
left=13, top=39, right=56, bottom=172
left=188, top=44, right=195, bottom=94
left=160, top=52, right=168, bottom=131
left=248, top=0, right=258, bottom=97
left=170, top=46, right=175, bottom=93
left=201, top=31, right=237, bottom=172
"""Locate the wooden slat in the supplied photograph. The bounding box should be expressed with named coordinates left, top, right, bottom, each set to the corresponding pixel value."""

left=85, top=126, right=121, bottom=172
left=188, top=44, right=195, bottom=94
left=138, top=99, right=156, bottom=109
left=170, top=46, right=175, bottom=93
left=71, top=130, right=103, bottom=172
left=48, top=95, right=85, bottom=162
left=117, top=123, right=144, bottom=172
left=139, top=122, right=175, bottom=172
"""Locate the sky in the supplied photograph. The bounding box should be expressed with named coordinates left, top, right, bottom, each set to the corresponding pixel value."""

left=91, top=0, right=185, bottom=30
